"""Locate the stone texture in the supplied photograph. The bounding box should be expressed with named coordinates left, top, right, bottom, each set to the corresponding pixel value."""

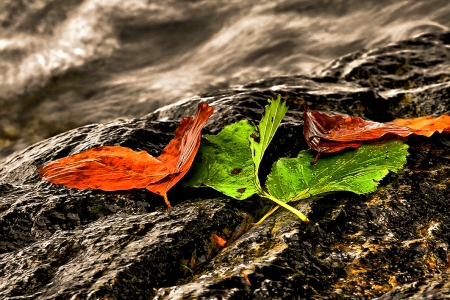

left=1, top=32, right=450, bottom=299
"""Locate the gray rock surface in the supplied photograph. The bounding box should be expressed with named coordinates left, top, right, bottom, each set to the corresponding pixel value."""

left=1, top=32, right=450, bottom=299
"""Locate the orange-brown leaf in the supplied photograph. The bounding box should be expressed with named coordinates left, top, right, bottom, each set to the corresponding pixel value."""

left=303, top=102, right=450, bottom=156
left=146, top=103, right=214, bottom=202
left=303, top=104, right=410, bottom=154
left=39, top=103, right=214, bottom=208
left=38, top=145, right=169, bottom=190
left=213, top=234, right=227, bottom=247
left=388, top=114, right=450, bottom=137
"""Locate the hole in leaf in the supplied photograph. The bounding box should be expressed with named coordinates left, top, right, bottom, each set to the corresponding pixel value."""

left=250, top=133, right=260, bottom=143
left=231, top=169, right=242, bottom=174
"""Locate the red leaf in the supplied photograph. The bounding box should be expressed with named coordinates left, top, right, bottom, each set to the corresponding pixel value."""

left=303, top=102, right=450, bottom=162
left=38, top=146, right=170, bottom=190
left=39, top=103, right=214, bottom=208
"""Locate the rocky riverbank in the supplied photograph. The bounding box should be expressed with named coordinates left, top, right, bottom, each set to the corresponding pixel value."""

left=1, top=32, right=450, bottom=299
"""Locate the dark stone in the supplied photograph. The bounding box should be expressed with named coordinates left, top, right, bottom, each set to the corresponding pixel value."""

left=1, top=31, right=450, bottom=299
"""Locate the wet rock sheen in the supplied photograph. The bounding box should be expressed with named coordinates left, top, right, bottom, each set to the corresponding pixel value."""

left=1, top=32, right=450, bottom=299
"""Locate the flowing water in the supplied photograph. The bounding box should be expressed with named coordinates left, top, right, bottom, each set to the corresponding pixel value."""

left=1, top=0, right=450, bottom=157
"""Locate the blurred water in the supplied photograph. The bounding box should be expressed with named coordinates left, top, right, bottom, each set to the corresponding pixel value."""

left=0, top=0, right=449, bottom=157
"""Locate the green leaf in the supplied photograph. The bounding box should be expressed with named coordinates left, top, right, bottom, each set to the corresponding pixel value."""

left=185, top=95, right=408, bottom=225
left=184, top=120, right=259, bottom=199
left=266, top=140, right=409, bottom=202
left=249, top=94, right=288, bottom=188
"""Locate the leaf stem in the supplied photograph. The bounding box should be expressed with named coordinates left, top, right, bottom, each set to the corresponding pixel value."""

left=262, top=192, right=310, bottom=223
left=253, top=205, right=280, bottom=226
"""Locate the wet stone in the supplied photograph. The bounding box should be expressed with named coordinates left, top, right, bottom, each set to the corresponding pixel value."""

left=1, top=31, right=450, bottom=299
